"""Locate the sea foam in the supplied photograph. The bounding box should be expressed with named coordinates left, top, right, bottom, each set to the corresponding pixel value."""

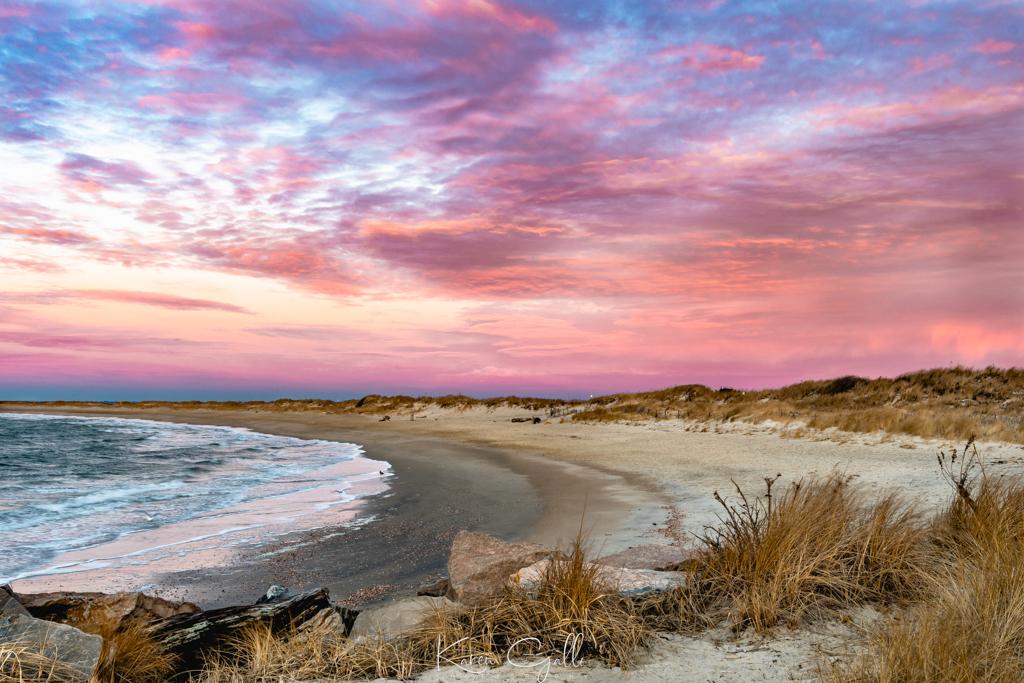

left=0, top=413, right=389, bottom=585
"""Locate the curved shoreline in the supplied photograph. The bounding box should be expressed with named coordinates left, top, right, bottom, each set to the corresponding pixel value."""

left=2, top=406, right=670, bottom=608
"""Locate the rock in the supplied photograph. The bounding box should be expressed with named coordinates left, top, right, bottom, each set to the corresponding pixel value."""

left=18, top=590, right=200, bottom=631
left=511, top=559, right=685, bottom=597
left=1, top=586, right=102, bottom=681
left=348, top=596, right=457, bottom=641
left=298, top=606, right=342, bottom=634
left=416, top=577, right=450, bottom=597
left=293, top=605, right=359, bottom=637
left=447, top=531, right=550, bottom=605
left=596, top=545, right=699, bottom=571
left=1, top=584, right=29, bottom=618
left=256, top=584, right=291, bottom=604
left=149, top=587, right=332, bottom=673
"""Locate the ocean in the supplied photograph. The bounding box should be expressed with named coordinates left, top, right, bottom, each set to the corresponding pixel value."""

left=0, top=413, right=389, bottom=587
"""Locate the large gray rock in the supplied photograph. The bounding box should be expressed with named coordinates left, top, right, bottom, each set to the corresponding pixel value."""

left=1, top=584, right=29, bottom=618
left=447, top=531, right=550, bottom=604
left=348, top=596, right=457, bottom=642
left=0, top=587, right=102, bottom=681
left=511, top=559, right=685, bottom=597
left=18, top=590, right=200, bottom=630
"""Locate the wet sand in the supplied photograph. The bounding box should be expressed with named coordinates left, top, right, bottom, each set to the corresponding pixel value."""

left=2, top=406, right=668, bottom=608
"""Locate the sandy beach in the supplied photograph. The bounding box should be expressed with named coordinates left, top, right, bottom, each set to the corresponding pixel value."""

left=1, top=406, right=669, bottom=609
left=6, top=403, right=1024, bottom=681
left=8, top=404, right=1023, bottom=595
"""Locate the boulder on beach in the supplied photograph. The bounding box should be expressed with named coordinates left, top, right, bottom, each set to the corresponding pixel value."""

left=447, top=531, right=551, bottom=605
left=0, top=586, right=102, bottom=681
left=17, top=590, right=200, bottom=631
left=348, top=596, right=457, bottom=642
left=510, top=559, right=686, bottom=597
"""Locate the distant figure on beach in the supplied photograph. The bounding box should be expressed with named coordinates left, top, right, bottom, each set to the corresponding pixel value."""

left=379, top=415, right=390, bottom=422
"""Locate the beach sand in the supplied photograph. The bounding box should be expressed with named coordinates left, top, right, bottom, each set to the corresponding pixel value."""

left=1, top=406, right=668, bottom=609
left=6, top=403, right=1024, bottom=681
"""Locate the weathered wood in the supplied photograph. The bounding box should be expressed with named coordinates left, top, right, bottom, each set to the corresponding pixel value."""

left=148, top=588, right=333, bottom=672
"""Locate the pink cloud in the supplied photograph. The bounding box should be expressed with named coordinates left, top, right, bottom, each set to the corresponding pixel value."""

left=909, top=53, right=953, bottom=74
left=157, top=46, right=191, bottom=62
left=174, top=20, right=218, bottom=41
left=973, top=38, right=1016, bottom=54
left=186, top=233, right=360, bottom=295
left=0, top=4, right=29, bottom=19
left=0, top=257, right=63, bottom=273
left=418, top=0, right=557, bottom=34
left=67, top=289, right=251, bottom=313
left=137, top=91, right=246, bottom=115
left=59, top=153, right=153, bottom=190
left=811, top=84, right=1024, bottom=130
left=657, top=43, right=765, bottom=73
left=0, top=330, right=201, bottom=351
left=1, top=226, right=96, bottom=245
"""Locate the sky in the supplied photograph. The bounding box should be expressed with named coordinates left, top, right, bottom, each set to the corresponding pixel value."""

left=1, top=0, right=1022, bottom=400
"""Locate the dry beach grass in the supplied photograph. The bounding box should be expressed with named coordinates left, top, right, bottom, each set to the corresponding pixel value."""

left=195, top=532, right=650, bottom=681
left=827, top=444, right=1024, bottom=682
left=0, top=646, right=82, bottom=683
left=0, top=597, right=174, bottom=683
left=662, top=473, right=929, bottom=634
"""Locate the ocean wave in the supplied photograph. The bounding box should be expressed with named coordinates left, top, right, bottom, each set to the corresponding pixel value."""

left=0, top=413, right=389, bottom=583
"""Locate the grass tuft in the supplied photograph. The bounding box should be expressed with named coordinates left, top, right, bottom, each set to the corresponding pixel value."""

left=412, top=529, right=650, bottom=671
left=658, top=473, right=928, bottom=633
left=194, top=531, right=649, bottom=681
left=0, top=645, right=82, bottom=683
left=93, top=624, right=175, bottom=683
left=828, top=440, right=1024, bottom=682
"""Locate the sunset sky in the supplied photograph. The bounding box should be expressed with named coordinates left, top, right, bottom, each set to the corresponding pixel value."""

left=1, top=0, right=1022, bottom=399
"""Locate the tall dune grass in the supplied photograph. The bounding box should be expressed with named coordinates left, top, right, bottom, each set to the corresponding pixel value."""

left=829, top=442, right=1024, bottom=682
left=650, top=473, right=929, bottom=633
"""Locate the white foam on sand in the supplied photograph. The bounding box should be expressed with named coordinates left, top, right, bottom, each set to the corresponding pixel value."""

left=2, top=413, right=391, bottom=593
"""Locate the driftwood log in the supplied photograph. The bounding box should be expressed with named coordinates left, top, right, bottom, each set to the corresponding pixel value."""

left=149, top=588, right=335, bottom=672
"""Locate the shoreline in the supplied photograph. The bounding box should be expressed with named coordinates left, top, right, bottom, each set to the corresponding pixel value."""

left=9, top=402, right=1022, bottom=610
left=2, top=406, right=670, bottom=609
